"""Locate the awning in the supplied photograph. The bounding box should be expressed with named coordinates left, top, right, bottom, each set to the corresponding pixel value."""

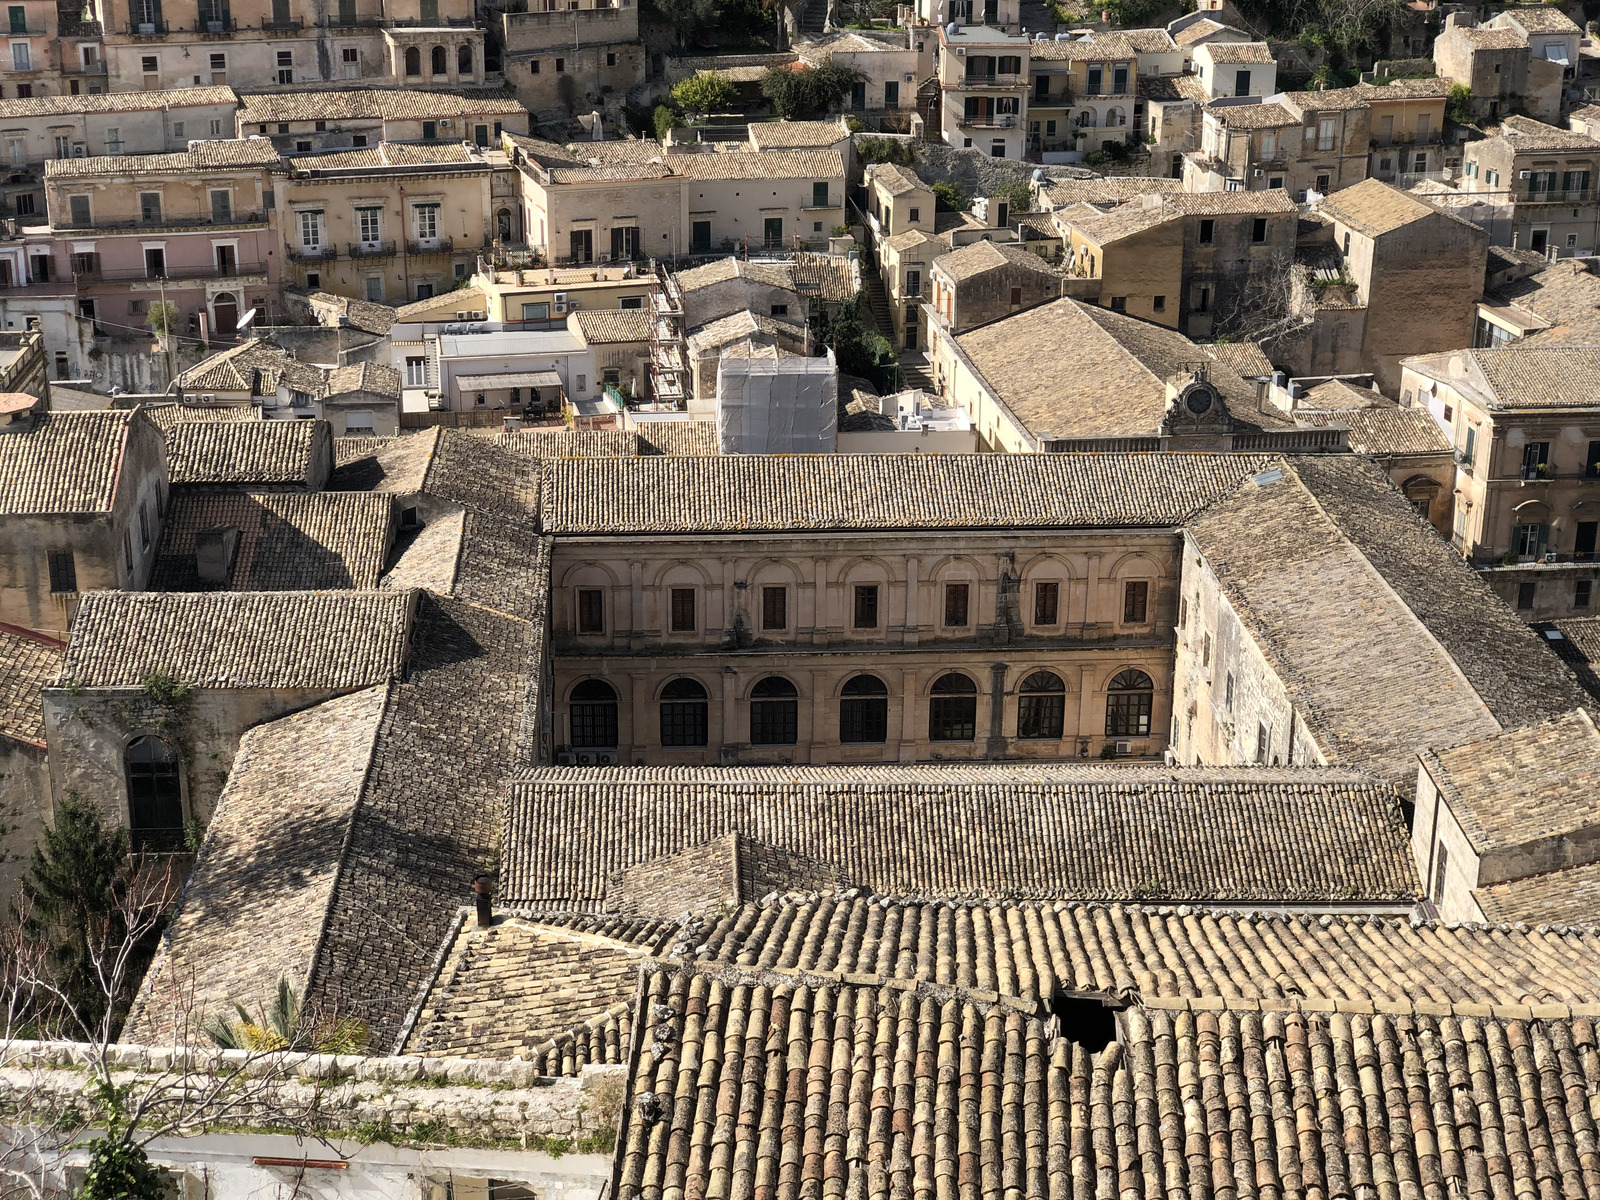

left=455, top=370, right=563, bottom=390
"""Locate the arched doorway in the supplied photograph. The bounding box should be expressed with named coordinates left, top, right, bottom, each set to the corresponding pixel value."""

left=431, top=44, right=447, bottom=74
left=125, top=735, right=184, bottom=852
left=496, top=207, right=512, bottom=241
left=211, top=292, right=238, bottom=340
left=404, top=45, right=421, bottom=75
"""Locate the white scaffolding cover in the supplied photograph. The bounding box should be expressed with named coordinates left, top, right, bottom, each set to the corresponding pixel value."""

left=715, top=349, right=838, bottom=455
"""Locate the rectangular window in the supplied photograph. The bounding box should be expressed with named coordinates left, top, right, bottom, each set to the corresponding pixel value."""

left=1197, top=286, right=1210, bottom=313
left=1251, top=217, right=1267, bottom=243
left=1198, top=218, right=1214, bottom=244
left=422, top=120, right=437, bottom=140
left=1034, top=581, right=1058, bottom=625
left=905, top=269, right=921, bottom=297
left=1463, top=424, right=1477, bottom=467
left=69, top=194, right=89, bottom=225
left=358, top=207, right=381, bottom=244
left=521, top=302, right=549, bottom=321
left=762, top=585, right=786, bottom=630
left=11, top=43, right=28, bottom=71
left=1577, top=579, right=1593, bottom=609
left=364, top=276, right=383, bottom=301
left=1514, top=523, right=1548, bottom=558
left=1517, top=581, right=1537, bottom=610
left=1522, top=440, right=1551, bottom=480
left=139, top=192, right=161, bottom=223
left=669, top=587, right=696, bottom=632
left=1223, top=672, right=1235, bottom=711
left=943, top=583, right=969, bottom=627
left=1432, top=842, right=1449, bottom=905
left=811, top=180, right=829, bottom=207
left=298, top=210, right=321, bottom=248
left=210, top=190, right=231, bottom=222
left=47, top=551, right=76, bottom=594
left=885, top=80, right=899, bottom=107
left=122, top=529, right=133, bottom=572
left=577, top=587, right=604, bottom=633
left=853, top=584, right=879, bottom=629
left=138, top=502, right=150, bottom=549
left=1317, top=117, right=1335, bottom=151
left=1086, top=65, right=1102, bottom=94
left=405, top=356, right=425, bottom=386
left=1123, top=580, right=1148, bottom=623
left=1255, top=722, right=1269, bottom=764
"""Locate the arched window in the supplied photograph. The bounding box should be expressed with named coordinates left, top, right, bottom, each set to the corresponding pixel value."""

left=749, top=676, right=798, bottom=746
left=660, top=677, right=708, bottom=747
left=431, top=44, right=447, bottom=74
left=1105, top=669, right=1153, bottom=737
left=125, top=736, right=183, bottom=852
left=570, top=679, right=617, bottom=749
left=928, top=672, right=977, bottom=742
left=404, top=46, right=421, bottom=75
left=839, top=674, right=888, bottom=744
left=1017, top=670, right=1066, bottom=740
left=457, top=43, right=473, bottom=74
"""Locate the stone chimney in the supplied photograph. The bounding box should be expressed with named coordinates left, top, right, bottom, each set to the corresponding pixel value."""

left=472, top=875, right=494, bottom=928
left=195, top=525, right=240, bottom=586
left=0, top=392, right=43, bottom=435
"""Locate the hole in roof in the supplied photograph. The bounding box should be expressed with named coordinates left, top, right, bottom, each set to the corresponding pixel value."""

left=1543, top=628, right=1566, bottom=640
left=1251, top=469, right=1284, bottom=487
left=1048, top=992, right=1117, bottom=1052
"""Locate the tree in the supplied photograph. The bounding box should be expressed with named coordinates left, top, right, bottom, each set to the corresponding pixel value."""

left=761, top=57, right=861, bottom=120
left=930, top=180, right=966, bottom=212
left=643, top=0, right=715, bottom=46
left=814, top=293, right=893, bottom=381
left=653, top=103, right=683, bottom=142
left=1447, top=83, right=1474, bottom=126
left=18, top=799, right=133, bottom=1034
left=670, top=70, right=738, bottom=114
left=144, top=301, right=178, bottom=341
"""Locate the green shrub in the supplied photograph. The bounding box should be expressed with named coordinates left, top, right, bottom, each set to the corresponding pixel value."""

left=670, top=70, right=738, bottom=113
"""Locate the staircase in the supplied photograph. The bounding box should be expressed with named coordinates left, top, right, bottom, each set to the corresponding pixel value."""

left=797, top=0, right=828, bottom=35
left=859, top=261, right=895, bottom=340
left=898, top=352, right=935, bottom=395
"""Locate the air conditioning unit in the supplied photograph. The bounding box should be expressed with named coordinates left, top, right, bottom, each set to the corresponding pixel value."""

left=440, top=119, right=452, bottom=129
left=1519, top=169, right=1532, bottom=178
left=443, top=321, right=466, bottom=333
left=470, top=310, right=484, bottom=320
left=201, top=393, right=216, bottom=403
left=1115, top=740, right=1132, bottom=756
left=555, top=748, right=576, bottom=765
left=553, top=291, right=567, bottom=312
left=1252, top=168, right=1264, bottom=177
left=567, top=300, right=580, bottom=311
left=904, top=72, right=915, bottom=81
left=455, top=310, right=469, bottom=319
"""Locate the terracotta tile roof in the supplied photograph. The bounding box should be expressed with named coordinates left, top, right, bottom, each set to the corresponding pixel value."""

left=500, top=764, right=1417, bottom=909
left=1490, top=260, right=1600, bottom=345
left=1030, top=31, right=1138, bottom=60
left=393, top=286, right=486, bottom=321
left=0, top=627, right=61, bottom=747
left=1454, top=25, right=1529, bottom=49
left=934, top=238, right=1060, bottom=282
left=1293, top=405, right=1452, bottom=454
left=177, top=339, right=324, bottom=397
left=610, top=831, right=853, bottom=916
left=141, top=403, right=263, bottom=434
left=1188, top=463, right=1507, bottom=784
left=1475, top=858, right=1600, bottom=925
left=334, top=434, right=395, bottom=464
left=1543, top=618, right=1600, bottom=701
left=1165, top=188, right=1297, bottom=214
left=164, top=419, right=331, bottom=487
left=329, top=427, right=437, bottom=492
left=61, top=589, right=413, bottom=689
left=666, top=148, right=844, bottom=180
left=122, top=685, right=390, bottom=1045
left=538, top=451, right=1274, bottom=533
left=1039, top=176, right=1185, bottom=207
left=149, top=492, right=392, bottom=591
left=1494, top=6, right=1581, bottom=34
left=1296, top=377, right=1387, bottom=407
left=573, top=309, right=653, bottom=343
left=1138, top=72, right=1209, bottom=102
left=1466, top=345, right=1600, bottom=408
left=497, top=428, right=643, bottom=457
left=1204, top=340, right=1274, bottom=378
left=633, top=421, right=720, bottom=455
left=0, top=85, right=236, bottom=120
left=955, top=299, right=1288, bottom=439
left=238, top=87, right=525, bottom=124
left=0, top=411, right=137, bottom=516
left=1285, top=78, right=1452, bottom=113
left=403, top=915, right=674, bottom=1063
left=1494, top=113, right=1600, bottom=151
left=618, top=963, right=1600, bottom=1200
left=307, top=291, right=396, bottom=336
left=306, top=584, right=550, bottom=1047
left=1172, top=16, right=1234, bottom=45
left=43, top=138, right=281, bottom=178
left=675, top=257, right=794, bottom=293
left=1209, top=100, right=1299, bottom=129
left=884, top=228, right=939, bottom=252
left=1287, top=454, right=1591, bottom=730
left=1121, top=27, right=1177, bottom=52
left=745, top=120, right=850, bottom=149
left=422, top=427, right=540, bottom=519
left=326, top=361, right=401, bottom=399
left=866, top=162, right=926, bottom=196
left=1423, top=708, right=1600, bottom=854
left=287, top=142, right=476, bottom=171
left=790, top=251, right=858, bottom=301
left=1054, top=197, right=1174, bottom=244
left=1318, top=178, right=1472, bottom=238
left=1199, top=39, right=1275, bottom=63
left=687, top=309, right=805, bottom=356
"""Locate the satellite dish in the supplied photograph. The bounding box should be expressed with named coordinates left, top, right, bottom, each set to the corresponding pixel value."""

left=236, top=307, right=257, bottom=331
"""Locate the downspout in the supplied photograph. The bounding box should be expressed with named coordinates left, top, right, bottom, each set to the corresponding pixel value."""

left=399, top=182, right=408, bottom=299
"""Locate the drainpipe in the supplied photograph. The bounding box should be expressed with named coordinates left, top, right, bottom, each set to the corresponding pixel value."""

left=399, top=183, right=409, bottom=300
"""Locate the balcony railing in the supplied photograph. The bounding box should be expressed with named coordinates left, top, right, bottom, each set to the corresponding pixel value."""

left=2, top=24, right=48, bottom=36
left=407, top=237, right=452, bottom=255
left=1523, top=186, right=1591, bottom=203
left=286, top=243, right=338, bottom=263
left=959, top=71, right=1027, bottom=87
left=320, top=13, right=386, bottom=25
left=75, top=261, right=266, bottom=284
left=390, top=13, right=474, bottom=23
left=60, top=59, right=107, bottom=74
left=55, top=211, right=266, bottom=233
left=348, top=240, right=397, bottom=258
left=958, top=114, right=1018, bottom=129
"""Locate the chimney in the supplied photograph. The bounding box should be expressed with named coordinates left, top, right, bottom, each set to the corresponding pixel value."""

left=0, top=392, right=42, bottom=435
left=472, top=874, right=494, bottom=928
left=194, top=525, right=240, bottom=585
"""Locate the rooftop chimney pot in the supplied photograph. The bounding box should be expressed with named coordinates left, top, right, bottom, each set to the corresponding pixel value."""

left=472, top=874, right=494, bottom=928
